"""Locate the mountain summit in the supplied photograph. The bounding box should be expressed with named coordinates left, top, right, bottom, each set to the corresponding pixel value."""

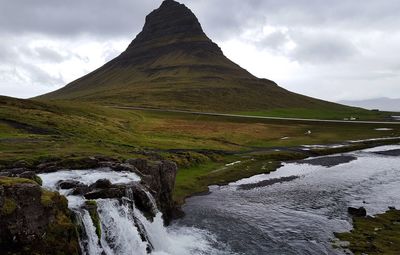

left=38, top=0, right=344, bottom=112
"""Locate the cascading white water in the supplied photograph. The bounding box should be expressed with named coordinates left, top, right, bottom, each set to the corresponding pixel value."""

left=76, top=210, right=103, bottom=255
left=39, top=168, right=226, bottom=255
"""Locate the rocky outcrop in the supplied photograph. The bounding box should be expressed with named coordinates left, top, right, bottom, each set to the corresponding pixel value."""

left=1, top=156, right=179, bottom=225
left=0, top=177, right=79, bottom=255
left=127, top=159, right=178, bottom=224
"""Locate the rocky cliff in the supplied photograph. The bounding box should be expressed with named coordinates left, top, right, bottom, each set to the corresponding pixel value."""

left=0, top=157, right=178, bottom=253
left=0, top=177, right=79, bottom=255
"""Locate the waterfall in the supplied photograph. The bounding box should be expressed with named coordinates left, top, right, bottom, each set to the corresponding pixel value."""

left=39, top=169, right=225, bottom=255
left=75, top=210, right=103, bottom=255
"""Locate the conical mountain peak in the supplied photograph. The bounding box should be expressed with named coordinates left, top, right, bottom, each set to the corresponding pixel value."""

left=115, top=0, right=223, bottom=66
left=38, top=1, right=340, bottom=114
left=128, top=0, right=208, bottom=48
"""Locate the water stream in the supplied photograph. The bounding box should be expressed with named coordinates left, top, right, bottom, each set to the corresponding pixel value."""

left=175, top=145, right=400, bottom=254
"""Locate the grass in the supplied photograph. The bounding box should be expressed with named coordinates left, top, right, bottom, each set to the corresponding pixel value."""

left=239, top=107, right=393, bottom=121
left=2, top=96, right=398, bottom=168
left=1, top=96, right=400, bottom=204
left=335, top=209, right=400, bottom=254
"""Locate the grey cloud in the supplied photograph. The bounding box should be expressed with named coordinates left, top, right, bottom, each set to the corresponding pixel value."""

left=1, top=0, right=400, bottom=101
left=33, top=47, right=65, bottom=63
left=255, top=30, right=290, bottom=52
left=0, top=0, right=155, bottom=38
left=289, top=32, right=358, bottom=64
left=18, top=62, right=63, bottom=86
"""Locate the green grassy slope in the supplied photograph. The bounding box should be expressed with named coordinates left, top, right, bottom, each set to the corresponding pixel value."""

left=2, top=96, right=399, bottom=163
left=2, top=96, right=400, bottom=203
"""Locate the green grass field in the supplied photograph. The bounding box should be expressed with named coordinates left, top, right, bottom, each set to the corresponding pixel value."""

left=1, top=96, right=400, bottom=202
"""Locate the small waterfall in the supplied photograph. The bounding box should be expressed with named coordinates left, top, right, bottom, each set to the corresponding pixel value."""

left=97, top=199, right=151, bottom=255
left=75, top=210, right=103, bottom=255
left=39, top=169, right=224, bottom=255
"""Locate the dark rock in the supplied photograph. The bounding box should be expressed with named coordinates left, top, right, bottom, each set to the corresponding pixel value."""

left=348, top=207, right=367, bottom=217
left=84, top=187, right=125, bottom=200
left=8, top=167, right=29, bottom=175
left=112, top=163, right=139, bottom=173
left=128, top=159, right=177, bottom=224
left=129, top=184, right=156, bottom=219
left=58, top=180, right=84, bottom=190
left=36, top=162, right=58, bottom=173
left=71, top=185, right=90, bottom=196
left=119, top=0, right=223, bottom=67
left=19, top=171, right=37, bottom=180
left=89, top=179, right=112, bottom=189
left=0, top=177, right=79, bottom=254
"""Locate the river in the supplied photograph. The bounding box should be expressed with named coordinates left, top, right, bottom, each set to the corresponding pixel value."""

left=174, top=144, right=400, bottom=254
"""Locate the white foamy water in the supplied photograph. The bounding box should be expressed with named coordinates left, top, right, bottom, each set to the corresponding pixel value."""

left=40, top=168, right=141, bottom=190
left=39, top=169, right=227, bottom=255
left=362, top=144, right=400, bottom=152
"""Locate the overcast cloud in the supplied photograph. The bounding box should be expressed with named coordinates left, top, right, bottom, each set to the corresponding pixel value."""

left=0, top=0, right=399, bottom=101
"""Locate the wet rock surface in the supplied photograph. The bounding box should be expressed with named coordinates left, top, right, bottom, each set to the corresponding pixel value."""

left=127, top=159, right=178, bottom=224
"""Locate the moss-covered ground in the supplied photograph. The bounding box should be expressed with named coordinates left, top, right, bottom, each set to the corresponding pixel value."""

left=335, top=209, right=400, bottom=254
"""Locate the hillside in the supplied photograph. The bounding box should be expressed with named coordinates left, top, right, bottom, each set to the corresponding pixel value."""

left=38, top=0, right=354, bottom=114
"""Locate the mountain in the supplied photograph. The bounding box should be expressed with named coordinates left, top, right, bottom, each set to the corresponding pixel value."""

left=339, top=98, right=400, bottom=112
left=38, top=0, right=351, bottom=113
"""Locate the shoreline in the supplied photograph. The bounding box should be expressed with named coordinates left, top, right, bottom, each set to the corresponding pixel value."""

left=173, top=136, right=400, bottom=207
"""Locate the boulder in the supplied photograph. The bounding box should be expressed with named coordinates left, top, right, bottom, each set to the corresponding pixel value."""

left=0, top=177, right=79, bottom=254
left=84, top=187, right=125, bottom=200
left=89, top=179, right=112, bottom=189
left=348, top=207, right=367, bottom=217
left=57, top=180, right=84, bottom=190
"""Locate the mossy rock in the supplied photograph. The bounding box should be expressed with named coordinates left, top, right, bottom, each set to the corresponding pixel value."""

left=85, top=200, right=101, bottom=239
left=0, top=177, right=36, bottom=186
left=0, top=179, right=80, bottom=254
left=1, top=198, right=17, bottom=215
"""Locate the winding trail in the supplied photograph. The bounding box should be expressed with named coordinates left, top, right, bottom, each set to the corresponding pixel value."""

left=112, top=106, right=400, bottom=125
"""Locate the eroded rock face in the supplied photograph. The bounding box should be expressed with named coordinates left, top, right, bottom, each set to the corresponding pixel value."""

left=127, top=159, right=178, bottom=224
left=118, top=0, right=223, bottom=66
left=0, top=177, right=79, bottom=255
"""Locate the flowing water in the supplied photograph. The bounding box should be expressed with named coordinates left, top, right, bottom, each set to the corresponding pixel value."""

left=38, top=145, right=400, bottom=254
left=39, top=169, right=225, bottom=255
left=175, top=145, right=400, bottom=254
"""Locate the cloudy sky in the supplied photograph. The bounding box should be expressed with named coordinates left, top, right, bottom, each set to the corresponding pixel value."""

left=0, top=0, right=399, bottom=102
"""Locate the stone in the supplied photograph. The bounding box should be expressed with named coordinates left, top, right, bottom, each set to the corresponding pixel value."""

left=89, top=179, right=112, bottom=189
left=348, top=207, right=367, bottom=217
left=0, top=178, right=79, bottom=254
